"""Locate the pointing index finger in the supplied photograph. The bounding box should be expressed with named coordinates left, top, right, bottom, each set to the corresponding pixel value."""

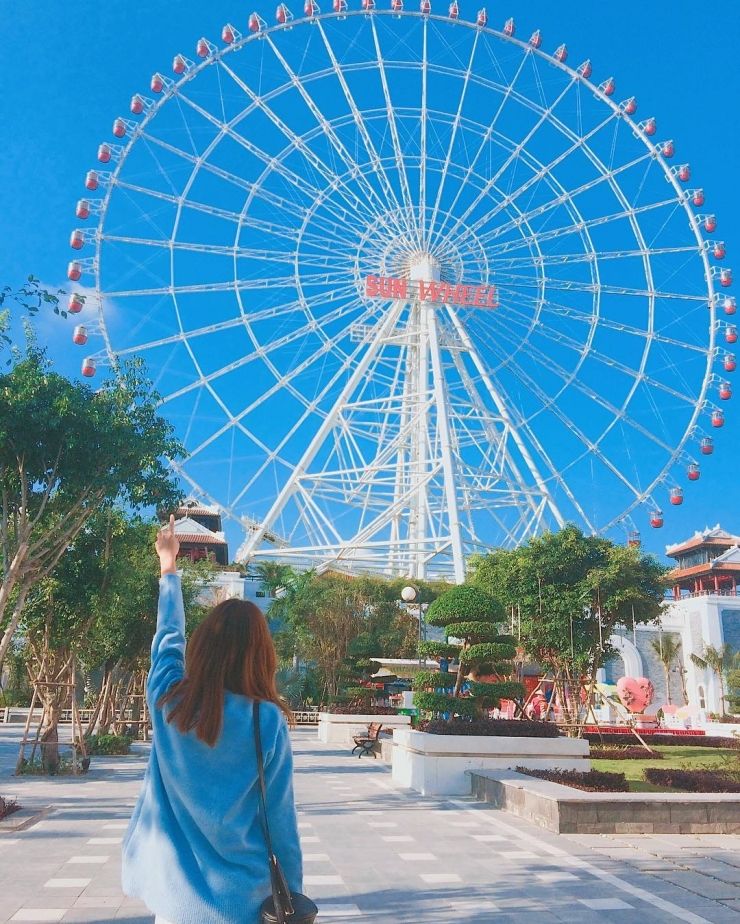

left=169, top=513, right=175, bottom=535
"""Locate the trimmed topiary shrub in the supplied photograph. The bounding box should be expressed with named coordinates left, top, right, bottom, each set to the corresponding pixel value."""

left=413, top=585, right=524, bottom=720
left=643, top=768, right=740, bottom=793
left=422, top=718, right=560, bottom=737
left=518, top=767, right=628, bottom=792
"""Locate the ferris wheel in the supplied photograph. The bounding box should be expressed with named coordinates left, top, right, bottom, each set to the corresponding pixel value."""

left=66, top=4, right=734, bottom=580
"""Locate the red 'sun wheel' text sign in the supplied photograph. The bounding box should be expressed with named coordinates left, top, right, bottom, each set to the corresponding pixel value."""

left=365, top=275, right=498, bottom=308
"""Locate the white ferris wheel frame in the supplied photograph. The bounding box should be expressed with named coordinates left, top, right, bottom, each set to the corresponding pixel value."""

left=72, top=9, right=726, bottom=580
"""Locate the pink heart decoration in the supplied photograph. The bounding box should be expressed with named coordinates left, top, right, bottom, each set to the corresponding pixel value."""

left=617, top=676, right=655, bottom=714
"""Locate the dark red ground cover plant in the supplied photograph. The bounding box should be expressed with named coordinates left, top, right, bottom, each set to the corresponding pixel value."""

left=643, top=768, right=740, bottom=793
left=0, top=796, right=19, bottom=820
left=422, top=718, right=560, bottom=737
left=516, top=767, right=629, bottom=792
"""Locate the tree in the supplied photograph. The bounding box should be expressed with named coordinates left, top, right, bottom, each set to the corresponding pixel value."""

left=414, top=584, right=523, bottom=718
left=470, top=526, right=667, bottom=728
left=0, top=347, right=182, bottom=669
left=255, top=562, right=295, bottom=597
left=649, top=634, right=683, bottom=706
left=19, top=510, right=211, bottom=769
left=727, top=652, right=740, bottom=716
left=0, top=277, right=74, bottom=359
left=269, top=570, right=437, bottom=702
left=690, top=644, right=735, bottom=717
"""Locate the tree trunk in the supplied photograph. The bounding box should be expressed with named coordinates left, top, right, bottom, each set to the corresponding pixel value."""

left=664, top=665, right=672, bottom=706
left=40, top=704, right=61, bottom=773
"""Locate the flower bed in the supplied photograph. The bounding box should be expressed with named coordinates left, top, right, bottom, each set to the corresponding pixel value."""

left=590, top=746, right=663, bottom=760
left=517, top=766, right=629, bottom=793
left=421, top=718, right=560, bottom=738
left=0, top=796, right=19, bottom=820
left=643, top=768, right=740, bottom=793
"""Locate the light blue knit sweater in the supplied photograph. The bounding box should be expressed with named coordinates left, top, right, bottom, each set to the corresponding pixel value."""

left=122, top=574, right=303, bottom=924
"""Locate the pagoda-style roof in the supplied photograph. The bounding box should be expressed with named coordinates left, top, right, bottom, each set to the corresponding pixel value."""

left=174, top=498, right=221, bottom=517
left=666, top=525, right=740, bottom=558
left=173, top=516, right=226, bottom=546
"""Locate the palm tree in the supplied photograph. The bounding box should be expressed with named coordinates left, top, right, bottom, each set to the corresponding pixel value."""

left=690, top=643, right=734, bottom=716
left=649, top=634, right=683, bottom=705
left=254, top=562, right=295, bottom=597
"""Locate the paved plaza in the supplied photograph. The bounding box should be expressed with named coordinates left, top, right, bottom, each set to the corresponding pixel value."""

left=1, top=727, right=740, bottom=923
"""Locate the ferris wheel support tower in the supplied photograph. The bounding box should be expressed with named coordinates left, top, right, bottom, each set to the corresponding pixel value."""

left=239, top=251, right=566, bottom=581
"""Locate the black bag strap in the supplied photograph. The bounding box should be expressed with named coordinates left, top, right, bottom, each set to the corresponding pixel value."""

left=253, top=700, right=295, bottom=921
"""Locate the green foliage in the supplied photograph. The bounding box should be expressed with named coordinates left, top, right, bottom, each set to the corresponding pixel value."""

left=426, top=585, right=504, bottom=627
left=0, top=343, right=183, bottom=667
left=418, top=641, right=460, bottom=659
left=412, top=692, right=478, bottom=717
left=470, top=526, right=666, bottom=676
left=414, top=583, right=520, bottom=720
left=85, top=734, right=132, bottom=756
left=413, top=671, right=457, bottom=689
left=269, top=568, right=440, bottom=702
left=727, top=668, right=740, bottom=715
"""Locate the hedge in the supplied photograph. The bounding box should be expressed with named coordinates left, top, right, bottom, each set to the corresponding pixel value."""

left=417, top=641, right=460, bottom=659
left=422, top=718, right=561, bottom=737
left=519, top=767, right=629, bottom=792
left=465, top=642, right=517, bottom=663
left=468, top=681, right=525, bottom=704
left=643, top=768, right=740, bottom=793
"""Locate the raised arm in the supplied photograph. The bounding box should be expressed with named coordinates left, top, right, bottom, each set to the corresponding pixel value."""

left=147, top=515, right=185, bottom=704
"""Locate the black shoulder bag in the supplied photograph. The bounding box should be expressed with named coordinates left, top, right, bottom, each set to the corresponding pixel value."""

left=253, top=701, right=318, bottom=924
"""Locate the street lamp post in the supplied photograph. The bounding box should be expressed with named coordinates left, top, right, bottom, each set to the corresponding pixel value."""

left=401, top=585, right=425, bottom=666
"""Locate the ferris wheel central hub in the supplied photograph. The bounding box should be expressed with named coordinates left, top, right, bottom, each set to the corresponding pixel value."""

left=407, top=253, right=441, bottom=282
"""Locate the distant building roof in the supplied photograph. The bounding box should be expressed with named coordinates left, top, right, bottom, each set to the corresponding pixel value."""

left=174, top=499, right=221, bottom=517
left=173, top=516, right=226, bottom=545
left=666, top=524, right=740, bottom=557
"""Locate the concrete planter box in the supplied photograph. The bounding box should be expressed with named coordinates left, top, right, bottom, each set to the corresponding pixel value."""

left=470, top=770, right=740, bottom=834
left=391, top=729, right=590, bottom=796
left=317, top=712, right=411, bottom=745
left=703, top=721, right=740, bottom=738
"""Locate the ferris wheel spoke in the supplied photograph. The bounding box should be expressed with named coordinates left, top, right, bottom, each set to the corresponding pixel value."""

left=419, top=15, right=429, bottom=247
left=481, top=332, right=647, bottom=502
left=488, top=244, right=701, bottom=271
left=444, top=304, right=590, bottom=531
left=315, top=20, right=411, bottom=235
left=99, top=232, right=350, bottom=269
left=479, top=196, right=685, bottom=259
left=209, top=66, right=388, bottom=233
left=492, top=293, right=700, bottom=417
left=472, top=151, right=666, bottom=255
left=428, top=28, right=480, bottom=243
left=495, top=286, right=708, bottom=354
left=370, top=16, right=417, bottom=235
left=135, top=129, right=356, bottom=238
left=493, top=272, right=706, bottom=301
left=159, top=292, right=368, bottom=407
left=433, top=68, right=582, bottom=249
left=428, top=44, right=533, bottom=251
left=260, top=37, right=410, bottom=240
left=186, top=294, right=381, bottom=474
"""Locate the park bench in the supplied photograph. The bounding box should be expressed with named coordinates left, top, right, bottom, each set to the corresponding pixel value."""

left=351, top=722, right=383, bottom=758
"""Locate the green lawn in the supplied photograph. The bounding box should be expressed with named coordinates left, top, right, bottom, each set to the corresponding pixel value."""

left=591, top=746, right=737, bottom=793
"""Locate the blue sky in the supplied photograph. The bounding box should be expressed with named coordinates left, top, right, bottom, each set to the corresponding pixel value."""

left=2, top=0, right=739, bottom=565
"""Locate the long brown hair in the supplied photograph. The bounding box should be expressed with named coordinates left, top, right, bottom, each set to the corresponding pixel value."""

left=159, top=598, right=291, bottom=746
